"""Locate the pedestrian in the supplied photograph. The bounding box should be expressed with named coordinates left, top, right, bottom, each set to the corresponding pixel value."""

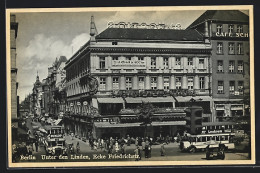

left=121, top=143, right=126, bottom=155
left=93, top=140, right=97, bottom=151
left=35, top=140, right=39, bottom=152
left=135, top=137, right=138, bottom=146
left=160, top=143, right=166, bottom=156
left=134, top=146, right=140, bottom=161
left=115, top=141, right=119, bottom=153
left=76, top=141, right=80, bottom=153
left=100, top=139, right=104, bottom=151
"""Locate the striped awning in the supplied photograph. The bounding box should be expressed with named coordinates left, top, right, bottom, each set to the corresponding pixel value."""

left=125, top=97, right=174, bottom=103
left=97, top=97, right=124, bottom=104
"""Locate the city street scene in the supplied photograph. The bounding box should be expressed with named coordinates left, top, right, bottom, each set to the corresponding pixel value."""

left=7, top=6, right=254, bottom=166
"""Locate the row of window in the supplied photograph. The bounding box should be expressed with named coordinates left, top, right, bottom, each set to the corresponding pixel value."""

left=217, top=81, right=244, bottom=94
left=100, top=57, right=206, bottom=69
left=217, top=42, right=244, bottom=55
left=217, top=60, right=244, bottom=73
left=99, top=76, right=207, bottom=91
left=216, top=24, right=244, bottom=34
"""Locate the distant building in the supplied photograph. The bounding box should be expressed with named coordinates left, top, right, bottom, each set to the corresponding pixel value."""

left=10, top=14, right=19, bottom=139
left=188, top=10, right=250, bottom=122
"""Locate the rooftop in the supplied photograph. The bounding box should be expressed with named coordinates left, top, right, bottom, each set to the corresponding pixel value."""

left=95, top=28, right=203, bottom=41
left=188, top=10, right=249, bottom=29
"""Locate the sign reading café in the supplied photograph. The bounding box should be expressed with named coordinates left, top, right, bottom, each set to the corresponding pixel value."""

left=112, top=60, right=146, bottom=69
left=215, top=32, right=249, bottom=38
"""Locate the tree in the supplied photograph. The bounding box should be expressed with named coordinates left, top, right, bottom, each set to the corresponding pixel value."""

left=137, top=102, right=155, bottom=137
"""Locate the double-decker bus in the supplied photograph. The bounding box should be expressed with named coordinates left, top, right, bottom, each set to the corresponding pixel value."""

left=179, top=133, right=235, bottom=153
left=43, top=125, right=67, bottom=156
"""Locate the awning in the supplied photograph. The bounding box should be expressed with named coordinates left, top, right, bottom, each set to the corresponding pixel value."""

left=94, top=122, right=141, bottom=128
left=54, top=119, right=62, bottom=125
left=213, top=98, right=243, bottom=102
left=94, top=121, right=186, bottom=128
left=176, top=96, right=212, bottom=102
left=97, top=97, right=124, bottom=104
left=202, top=122, right=235, bottom=126
left=151, top=121, right=186, bottom=126
left=141, top=97, right=175, bottom=103
left=215, top=105, right=225, bottom=110
left=230, top=105, right=243, bottom=110
left=125, top=97, right=143, bottom=104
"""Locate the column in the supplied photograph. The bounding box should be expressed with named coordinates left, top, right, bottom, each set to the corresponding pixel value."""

left=205, top=76, right=209, bottom=89
left=194, top=75, right=200, bottom=90
left=159, top=57, right=163, bottom=69
left=183, top=57, right=188, bottom=70
left=120, top=75, right=126, bottom=90
left=168, top=57, right=172, bottom=69
left=133, top=75, right=138, bottom=89
left=182, top=75, right=188, bottom=89
left=157, top=75, right=163, bottom=90
left=146, top=57, right=151, bottom=71
left=171, top=57, right=175, bottom=70
left=170, top=75, right=176, bottom=89
left=107, top=56, right=112, bottom=69
left=106, top=76, right=112, bottom=90
left=145, top=75, right=151, bottom=89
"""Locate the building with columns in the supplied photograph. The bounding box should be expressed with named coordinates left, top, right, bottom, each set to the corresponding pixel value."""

left=188, top=10, right=250, bottom=122
left=64, top=16, right=212, bottom=139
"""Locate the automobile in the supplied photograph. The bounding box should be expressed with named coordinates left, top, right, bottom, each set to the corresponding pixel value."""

left=205, top=143, right=225, bottom=160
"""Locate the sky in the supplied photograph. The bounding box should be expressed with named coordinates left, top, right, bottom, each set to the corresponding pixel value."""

left=12, top=9, right=249, bottom=102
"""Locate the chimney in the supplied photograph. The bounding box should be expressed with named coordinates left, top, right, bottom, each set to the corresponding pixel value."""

left=204, top=20, right=210, bottom=43
left=90, top=15, right=96, bottom=42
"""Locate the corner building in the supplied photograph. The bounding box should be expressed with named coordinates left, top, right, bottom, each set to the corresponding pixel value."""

left=188, top=10, right=250, bottom=122
left=64, top=16, right=212, bottom=139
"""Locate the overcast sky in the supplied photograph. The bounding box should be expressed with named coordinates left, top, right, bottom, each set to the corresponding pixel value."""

left=12, top=9, right=249, bottom=102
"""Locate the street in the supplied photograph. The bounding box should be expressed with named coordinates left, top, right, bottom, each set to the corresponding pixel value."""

left=16, top=117, right=249, bottom=162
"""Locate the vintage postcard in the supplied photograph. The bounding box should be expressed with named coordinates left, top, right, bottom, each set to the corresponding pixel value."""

left=6, top=5, right=255, bottom=167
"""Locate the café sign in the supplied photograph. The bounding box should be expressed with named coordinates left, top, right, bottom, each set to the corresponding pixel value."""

left=112, top=60, right=146, bottom=69
left=108, top=22, right=182, bottom=30
left=215, top=32, right=249, bottom=38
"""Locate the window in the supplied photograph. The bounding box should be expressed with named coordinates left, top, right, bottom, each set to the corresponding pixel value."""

left=229, top=61, right=235, bottom=73
left=126, top=57, right=131, bottom=61
left=99, top=77, right=106, bottom=91
left=188, top=77, right=194, bottom=90
left=112, top=77, right=119, bottom=90
left=151, top=57, right=156, bottom=69
left=112, top=41, right=118, bottom=45
left=99, top=57, right=105, bottom=69
left=217, top=42, right=223, bottom=54
left=198, top=59, right=205, bottom=69
left=228, top=42, right=235, bottom=54
left=112, top=57, right=118, bottom=60
left=238, top=61, right=244, bottom=73
left=163, top=77, right=170, bottom=90
left=188, top=58, right=193, bottom=66
left=217, top=60, right=224, bottom=73
left=228, top=25, right=234, bottom=33
left=138, top=57, right=144, bottom=61
left=218, top=81, right=224, bottom=94
left=151, top=77, right=157, bottom=90
left=126, top=77, right=132, bottom=90
left=237, top=25, right=243, bottom=33
left=238, top=81, right=244, bottom=95
left=237, top=43, right=244, bottom=55
left=138, top=77, right=145, bottom=90
left=176, top=77, right=182, bottom=89
left=163, top=57, right=169, bottom=69
left=175, top=57, right=181, bottom=68
left=199, top=77, right=205, bottom=89
left=216, top=24, right=223, bottom=33
left=229, top=81, right=235, bottom=95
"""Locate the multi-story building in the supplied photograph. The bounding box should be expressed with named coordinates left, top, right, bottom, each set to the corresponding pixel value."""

left=64, top=16, right=212, bottom=139
left=188, top=10, right=250, bottom=122
left=31, top=73, right=43, bottom=116
left=10, top=14, right=19, bottom=139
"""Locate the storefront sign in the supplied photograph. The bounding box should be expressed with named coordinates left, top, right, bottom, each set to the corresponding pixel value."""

left=83, top=101, right=88, bottom=106
left=108, top=22, right=182, bottom=30
left=216, top=105, right=225, bottom=110
left=112, top=60, right=146, bottom=68
left=77, top=102, right=81, bottom=106
left=70, top=103, right=74, bottom=107
left=50, top=134, right=63, bottom=138
left=215, top=32, right=249, bottom=38
left=231, top=105, right=243, bottom=110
